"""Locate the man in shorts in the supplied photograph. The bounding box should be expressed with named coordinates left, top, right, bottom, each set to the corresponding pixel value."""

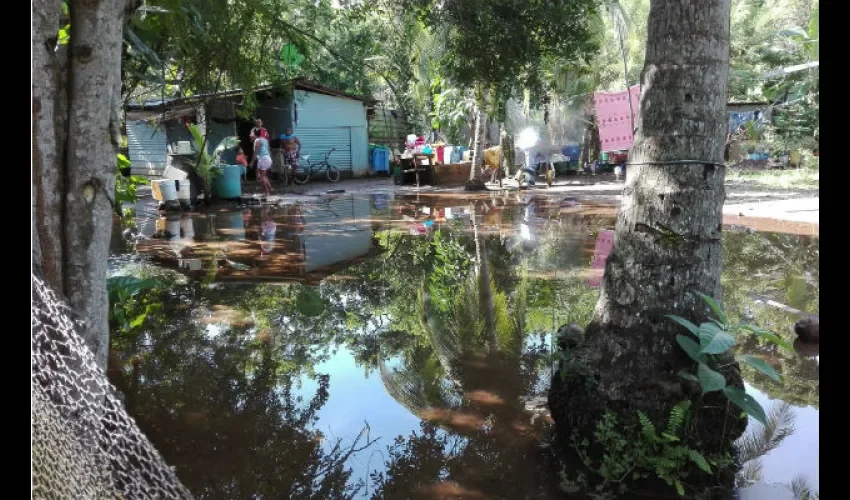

left=280, top=128, right=301, bottom=184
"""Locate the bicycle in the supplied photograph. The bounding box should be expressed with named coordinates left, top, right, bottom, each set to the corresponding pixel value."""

left=294, top=148, right=341, bottom=184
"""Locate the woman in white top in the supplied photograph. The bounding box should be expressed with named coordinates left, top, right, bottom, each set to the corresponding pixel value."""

left=251, top=128, right=273, bottom=197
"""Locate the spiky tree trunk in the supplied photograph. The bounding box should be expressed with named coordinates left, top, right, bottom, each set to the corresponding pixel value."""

left=32, top=0, right=131, bottom=368
left=549, top=0, right=747, bottom=458
left=470, top=202, right=497, bottom=350
left=466, top=106, right=489, bottom=190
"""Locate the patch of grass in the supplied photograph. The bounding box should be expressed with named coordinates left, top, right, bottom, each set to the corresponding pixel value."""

left=725, top=168, right=819, bottom=190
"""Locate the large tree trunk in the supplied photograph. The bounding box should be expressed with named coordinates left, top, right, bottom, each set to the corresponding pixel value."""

left=32, top=0, right=130, bottom=369
left=32, top=0, right=67, bottom=290
left=549, top=0, right=746, bottom=460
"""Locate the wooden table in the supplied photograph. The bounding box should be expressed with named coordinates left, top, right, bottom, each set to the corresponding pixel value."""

left=400, top=154, right=434, bottom=187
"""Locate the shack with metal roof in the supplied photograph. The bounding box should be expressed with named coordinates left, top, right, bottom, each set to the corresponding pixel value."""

left=125, top=79, right=376, bottom=179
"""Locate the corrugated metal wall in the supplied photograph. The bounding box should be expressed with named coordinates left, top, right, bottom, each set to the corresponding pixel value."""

left=297, top=128, right=352, bottom=171
left=127, top=120, right=167, bottom=173
left=293, top=90, right=369, bottom=176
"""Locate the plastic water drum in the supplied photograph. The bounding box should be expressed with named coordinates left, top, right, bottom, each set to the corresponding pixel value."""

left=151, top=179, right=177, bottom=202
left=371, top=148, right=390, bottom=174
left=213, top=165, right=242, bottom=199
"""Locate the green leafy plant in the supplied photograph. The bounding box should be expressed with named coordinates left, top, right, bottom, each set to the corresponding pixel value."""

left=667, top=292, right=792, bottom=425
left=114, top=153, right=149, bottom=215
left=567, top=401, right=730, bottom=498
left=186, top=124, right=240, bottom=198
left=107, top=276, right=161, bottom=335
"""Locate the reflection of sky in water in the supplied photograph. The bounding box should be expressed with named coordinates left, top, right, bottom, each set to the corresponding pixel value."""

left=299, top=347, right=422, bottom=492
left=744, top=383, right=819, bottom=491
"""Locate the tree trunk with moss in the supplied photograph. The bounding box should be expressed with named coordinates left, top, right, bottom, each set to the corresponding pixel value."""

left=548, top=0, right=746, bottom=464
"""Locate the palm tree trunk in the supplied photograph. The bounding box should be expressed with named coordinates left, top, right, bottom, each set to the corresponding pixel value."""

left=470, top=202, right=497, bottom=350
left=549, top=0, right=747, bottom=458
left=466, top=105, right=489, bottom=190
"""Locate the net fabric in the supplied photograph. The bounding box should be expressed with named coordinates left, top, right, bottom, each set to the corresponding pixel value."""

left=31, top=273, right=192, bottom=499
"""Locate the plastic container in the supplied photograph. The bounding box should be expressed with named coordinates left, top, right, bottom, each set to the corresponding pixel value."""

left=151, top=179, right=177, bottom=202
left=443, top=146, right=455, bottom=164
left=175, top=179, right=191, bottom=207
left=213, top=165, right=242, bottom=199
left=371, top=147, right=390, bottom=175
left=436, top=145, right=445, bottom=164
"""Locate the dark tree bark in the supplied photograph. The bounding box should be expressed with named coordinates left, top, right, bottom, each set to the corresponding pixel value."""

left=32, top=0, right=131, bottom=369
left=549, top=0, right=747, bottom=459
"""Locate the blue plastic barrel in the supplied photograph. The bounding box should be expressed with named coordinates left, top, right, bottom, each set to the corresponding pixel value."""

left=371, top=148, right=390, bottom=174
left=451, top=147, right=465, bottom=164
left=214, top=165, right=242, bottom=199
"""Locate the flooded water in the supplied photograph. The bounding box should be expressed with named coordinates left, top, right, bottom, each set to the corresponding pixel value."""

left=108, top=192, right=818, bottom=499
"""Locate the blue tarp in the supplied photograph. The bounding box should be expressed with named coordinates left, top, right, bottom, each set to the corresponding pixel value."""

left=728, top=111, right=765, bottom=134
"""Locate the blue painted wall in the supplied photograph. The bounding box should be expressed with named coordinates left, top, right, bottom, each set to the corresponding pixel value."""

left=292, top=90, right=370, bottom=176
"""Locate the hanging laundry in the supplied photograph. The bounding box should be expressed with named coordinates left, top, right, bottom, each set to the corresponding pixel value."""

left=593, top=85, right=641, bottom=153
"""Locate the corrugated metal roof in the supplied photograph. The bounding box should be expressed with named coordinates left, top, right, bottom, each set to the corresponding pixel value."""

left=126, top=78, right=376, bottom=111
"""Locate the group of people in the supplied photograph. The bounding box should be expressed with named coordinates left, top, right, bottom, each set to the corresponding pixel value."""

left=236, top=118, right=302, bottom=197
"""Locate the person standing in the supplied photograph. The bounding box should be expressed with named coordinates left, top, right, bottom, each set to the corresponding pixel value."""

left=280, top=127, right=301, bottom=185
left=251, top=129, right=273, bottom=197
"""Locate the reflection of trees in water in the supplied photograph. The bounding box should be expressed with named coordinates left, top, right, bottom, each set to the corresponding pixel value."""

left=107, top=209, right=614, bottom=498
left=372, top=210, right=563, bottom=497
left=722, top=230, right=818, bottom=321
left=108, top=276, right=373, bottom=499
left=721, top=230, right=819, bottom=409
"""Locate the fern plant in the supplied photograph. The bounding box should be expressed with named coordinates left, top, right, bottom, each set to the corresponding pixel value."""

left=667, top=292, right=792, bottom=425
left=568, top=401, right=729, bottom=498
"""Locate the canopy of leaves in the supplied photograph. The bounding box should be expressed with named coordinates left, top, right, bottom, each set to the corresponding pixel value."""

left=404, top=0, right=599, bottom=105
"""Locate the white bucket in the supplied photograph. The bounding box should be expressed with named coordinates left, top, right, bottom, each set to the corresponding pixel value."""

left=175, top=179, right=191, bottom=202
left=151, top=179, right=177, bottom=202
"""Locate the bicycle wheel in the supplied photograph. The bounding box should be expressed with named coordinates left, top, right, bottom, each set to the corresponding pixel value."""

left=294, top=168, right=311, bottom=185
left=326, top=166, right=341, bottom=182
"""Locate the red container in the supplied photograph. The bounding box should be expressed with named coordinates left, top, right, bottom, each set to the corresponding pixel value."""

left=436, top=145, right=445, bottom=163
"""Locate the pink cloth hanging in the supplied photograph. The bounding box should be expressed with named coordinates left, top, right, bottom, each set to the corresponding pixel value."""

left=594, top=85, right=641, bottom=153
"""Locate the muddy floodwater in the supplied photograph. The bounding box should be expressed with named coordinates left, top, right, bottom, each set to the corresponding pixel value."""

left=108, top=191, right=818, bottom=499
